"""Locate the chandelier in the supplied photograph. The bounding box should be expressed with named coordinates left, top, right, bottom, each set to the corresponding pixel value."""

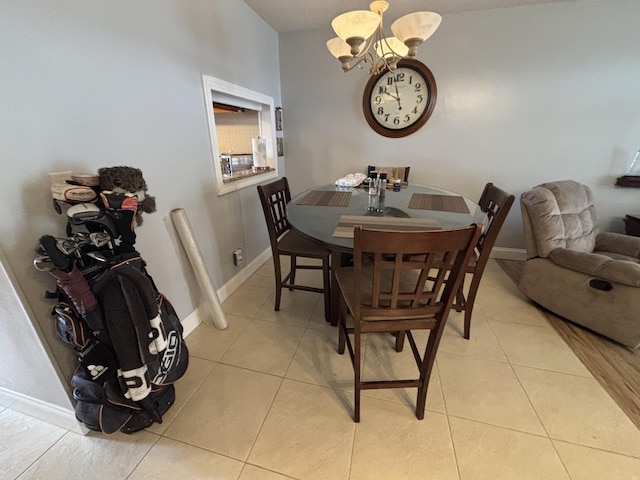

left=326, top=1, right=441, bottom=76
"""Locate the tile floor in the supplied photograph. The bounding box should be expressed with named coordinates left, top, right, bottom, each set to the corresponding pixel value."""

left=3, top=260, right=640, bottom=479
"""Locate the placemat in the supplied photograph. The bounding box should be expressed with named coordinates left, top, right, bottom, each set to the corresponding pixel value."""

left=332, top=215, right=441, bottom=238
left=296, top=190, right=352, bottom=207
left=408, top=193, right=470, bottom=213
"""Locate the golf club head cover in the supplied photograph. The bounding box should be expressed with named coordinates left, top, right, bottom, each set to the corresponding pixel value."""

left=51, top=182, right=97, bottom=203
left=100, top=192, right=138, bottom=249
left=50, top=264, right=98, bottom=316
left=39, top=235, right=73, bottom=272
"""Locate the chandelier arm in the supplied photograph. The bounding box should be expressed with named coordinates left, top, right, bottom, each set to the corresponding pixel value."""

left=342, top=51, right=374, bottom=74
left=341, top=35, right=375, bottom=73
left=329, top=0, right=439, bottom=76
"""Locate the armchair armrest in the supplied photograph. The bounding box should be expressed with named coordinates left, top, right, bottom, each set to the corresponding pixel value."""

left=549, top=248, right=640, bottom=287
left=596, top=232, right=640, bottom=259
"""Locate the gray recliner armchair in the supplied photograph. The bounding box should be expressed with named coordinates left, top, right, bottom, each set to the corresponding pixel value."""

left=519, top=180, right=640, bottom=349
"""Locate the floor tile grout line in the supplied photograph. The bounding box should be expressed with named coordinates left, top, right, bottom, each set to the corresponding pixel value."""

left=159, top=361, right=222, bottom=433
left=241, top=461, right=301, bottom=480
left=243, top=376, right=287, bottom=469
left=504, top=361, right=552, bottom=439
left=448, top=409, right=640, bottom=461
left=124, top=431, right=162, bottom=480
left=444, top=407, right=463, bottom=480
left=158, top=428, right=255, bottom=466
left=13, top=425, right=71, bottom=480
left=548, top=436, right=575, bottom=480
left=482, top=310, right=555, bottom=441
left=281, top=314, right=312, bottom=380
left=434, top=357, right=449, bottom=417
left=549, top=438, right=640, bottom=461
left=446, top=412, right=551, bottom=440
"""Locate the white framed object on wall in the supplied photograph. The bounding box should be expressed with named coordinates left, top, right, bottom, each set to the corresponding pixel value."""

left=202, top=75, right=278, bottom=196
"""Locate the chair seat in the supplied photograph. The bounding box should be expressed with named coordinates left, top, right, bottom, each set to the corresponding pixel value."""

left=278, top=230, right=330, bottom=258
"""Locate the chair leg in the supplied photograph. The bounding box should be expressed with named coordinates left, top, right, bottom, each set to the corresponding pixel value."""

left=395, top=330, right=405, bottom=352
left=337, top=296, right=346, bottom=354
left=353, top=329, right=361, bottom=423
left=415, top=334, right=439, bottom=420
left=463, top=275, right=481, bottom=340
left=288, top=255, right=297, bottom=288
left=273, top=254, right=283, bottom=312
left=322, top=256, right=331, bottom=323
left=454, top=285, right=466, bottom=312
left=415, top=367, right=432, bottom=420
left=416, top=385, right=427, bottom=420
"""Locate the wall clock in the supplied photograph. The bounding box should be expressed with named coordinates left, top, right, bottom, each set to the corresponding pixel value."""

left=362, top=58, right=437, bottom=138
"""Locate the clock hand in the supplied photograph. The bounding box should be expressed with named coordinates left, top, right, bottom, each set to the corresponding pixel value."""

left=393, top=79, right=402, bottom=110
left=385, top=91, right=399, bottom=101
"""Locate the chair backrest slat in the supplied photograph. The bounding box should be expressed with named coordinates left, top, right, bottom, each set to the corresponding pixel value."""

left=257, top=177, right=292, bottom=246
left=352, top=225, right=482, bottom=322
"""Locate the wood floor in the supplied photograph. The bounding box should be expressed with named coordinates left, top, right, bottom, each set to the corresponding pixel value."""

left=497, top=259, right=640, bottom=430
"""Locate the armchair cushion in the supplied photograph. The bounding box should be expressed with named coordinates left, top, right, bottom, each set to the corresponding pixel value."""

left=548, top=248, right=640, bottom=287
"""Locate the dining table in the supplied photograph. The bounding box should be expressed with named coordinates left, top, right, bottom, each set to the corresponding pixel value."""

left=286, top=183, right=488, bottom=324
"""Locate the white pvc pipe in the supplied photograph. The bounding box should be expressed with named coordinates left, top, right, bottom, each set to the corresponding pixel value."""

left=170, top=208, right=228, bottom=330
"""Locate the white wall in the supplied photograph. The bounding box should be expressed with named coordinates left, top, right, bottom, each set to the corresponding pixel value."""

left=279, top=0, right=640, bottom=249
left=0, top=0, right=280, bottom=408
left=0, top=246, right=72, bottom=410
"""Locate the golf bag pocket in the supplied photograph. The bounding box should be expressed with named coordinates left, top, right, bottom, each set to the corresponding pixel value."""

left=53, top=301, right=88, bottom=350
left=72, top=371, right=175, bottom=434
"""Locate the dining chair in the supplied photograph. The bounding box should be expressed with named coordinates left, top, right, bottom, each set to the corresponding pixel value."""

left=335, top=223, right=482, bottom=422
left=453, top=183, right=514, bottom=339
left=257, top=177, right=331, bottom=322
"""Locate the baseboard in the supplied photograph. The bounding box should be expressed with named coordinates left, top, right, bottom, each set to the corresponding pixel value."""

left=490, top=247, right=527, bottom=261
left=0, top=387, right=87, bottom=434
left=181, top=308, right=201, bottom=338
left=217, top=247, right=271, bottom=302
left=180, top=247, right=272, bottom=336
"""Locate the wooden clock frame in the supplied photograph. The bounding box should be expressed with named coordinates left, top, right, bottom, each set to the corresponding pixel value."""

left=362, top=58, right=437, bottom=138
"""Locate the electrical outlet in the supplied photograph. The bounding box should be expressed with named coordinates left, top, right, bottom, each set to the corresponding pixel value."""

left=233, top=248, right=243, bottom=266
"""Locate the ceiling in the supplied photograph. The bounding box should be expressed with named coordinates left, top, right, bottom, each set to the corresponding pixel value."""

left=243, top=0, right=573, bottom=33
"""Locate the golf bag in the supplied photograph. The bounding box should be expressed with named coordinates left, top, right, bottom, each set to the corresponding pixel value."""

left=37, top=171, right=188, bottom=434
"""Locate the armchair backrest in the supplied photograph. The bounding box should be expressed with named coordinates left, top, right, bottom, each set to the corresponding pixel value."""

left=520, top=180, right=599, bottom=259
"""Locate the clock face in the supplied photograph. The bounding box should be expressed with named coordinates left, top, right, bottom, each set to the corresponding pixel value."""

left=362, top=59, right=437, bottom=138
